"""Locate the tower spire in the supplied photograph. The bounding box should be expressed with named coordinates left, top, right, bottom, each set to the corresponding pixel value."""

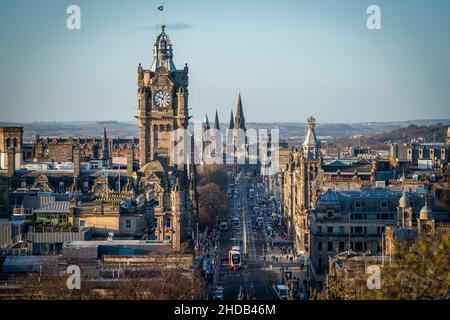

left=214, top=110, right=220, bottom=130
left=204, top=114, right=210, bottom=130
left=235, top=93, right=246, bottom=131
left=229, top=110, right=235, bottom=130
left=101, top=127, right=110, bottom=160
left=150, top=18, right=176, bottom=72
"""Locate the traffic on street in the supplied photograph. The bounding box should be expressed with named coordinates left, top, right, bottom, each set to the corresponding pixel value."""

left=201, top=170, right=308, bottom=300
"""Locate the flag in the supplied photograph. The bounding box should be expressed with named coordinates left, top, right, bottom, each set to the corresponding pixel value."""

left=158, top=5, right=164, bottom=11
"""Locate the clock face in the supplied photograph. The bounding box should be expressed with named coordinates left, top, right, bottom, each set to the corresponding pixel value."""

left=154, top=90, right=171, bottom=108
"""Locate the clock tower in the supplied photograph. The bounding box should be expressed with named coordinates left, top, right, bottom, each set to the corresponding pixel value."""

left=137, top=25, right=189, bottom=168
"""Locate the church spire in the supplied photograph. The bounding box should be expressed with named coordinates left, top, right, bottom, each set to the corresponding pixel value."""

left=235, top=93, right=246, bottom=131
left=214, top=110, right=220, bottom=131
left=229, top=110, right=235, bottom=130
left=101, top=127, right=110, bottom=160
left=203, top=114, right=210, bottom=130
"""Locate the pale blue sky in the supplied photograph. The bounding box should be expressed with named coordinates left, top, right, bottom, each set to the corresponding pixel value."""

left=0, top=0, right=449, bottom=123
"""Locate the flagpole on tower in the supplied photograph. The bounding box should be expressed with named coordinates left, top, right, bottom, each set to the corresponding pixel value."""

left=158, top=3, right=165, bottom=28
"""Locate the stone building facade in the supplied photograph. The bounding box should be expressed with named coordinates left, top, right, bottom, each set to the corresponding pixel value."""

left=309, top=188, right=448, bottom=290
left=1, top=26, right=198, bottom=252
left=282, top=117, right=322, bottom=255
left=0, top=127, right=23, bottom=171
left=134, top=24, right=198, bottom=251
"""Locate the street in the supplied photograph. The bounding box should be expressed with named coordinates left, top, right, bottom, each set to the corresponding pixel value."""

left=211, top=173, right=307, bottom=300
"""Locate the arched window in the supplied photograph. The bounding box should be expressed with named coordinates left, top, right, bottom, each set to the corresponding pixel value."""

left=13, top=138, right=18, bottom=148
left=6, top=138, right=11, bottom=148
left=159, top=124, right=166, bottom=132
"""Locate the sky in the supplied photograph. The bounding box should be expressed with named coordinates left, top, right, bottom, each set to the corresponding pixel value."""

left=0, top=0, right=449, bottom=124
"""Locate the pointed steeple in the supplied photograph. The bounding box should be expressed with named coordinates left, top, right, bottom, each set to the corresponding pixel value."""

left=229, top=110, right=235, bottom=130
left=214, top=110, right=220, bottom=130
left=101, top=128, right=110, bottom=160
left=235, top=93, right=246, bottom=131
left=203, top=114, right=210, bottom=130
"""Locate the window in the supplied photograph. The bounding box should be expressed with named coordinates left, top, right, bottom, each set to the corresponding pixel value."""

left=79, top=220, right=86, bottom=227
left=339, top=242, right=345, bottom=251
left=381, top=201, right=387, bottom=208
left=165, top=217, right=171, bottom=228
left=354, top=227, right=363, bottom=233
left=327, top=242, right=333, bottom=252
left=83, top=181, right=89, bottom=192
left=318, top=241, right=322, bottom=251
left=327, top=211, right=334, bottom=218
left=317, top=226, right=322, bottom=234
left=354, top=242, right=363, bottom=251
left=327, top=226, right=333, bottom=233
left=165, top=235, right=171, bottom=241
left=125, top=219, right=132, bottom=229
left=355, top=201, right=362, bottom=208
left=339, top=226, right=345, bottom=233
left=59, top=182, right=65, bottom=193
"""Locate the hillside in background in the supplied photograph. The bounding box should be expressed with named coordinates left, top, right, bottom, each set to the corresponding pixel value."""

left=0, top=119, right=449, bottom=146
left=363, top=123, right=448, bottom=144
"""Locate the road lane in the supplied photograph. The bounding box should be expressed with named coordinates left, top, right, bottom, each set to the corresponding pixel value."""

left=215, top=175, right=278, bottom=300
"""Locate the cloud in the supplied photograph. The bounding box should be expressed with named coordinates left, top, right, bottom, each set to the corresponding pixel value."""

left=132, top=23, right=193, bottom=31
